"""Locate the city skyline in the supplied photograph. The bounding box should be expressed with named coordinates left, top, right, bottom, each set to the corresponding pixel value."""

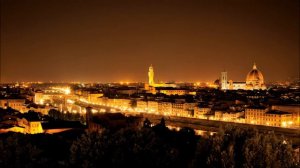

left=1, top=0, right=299, bottom=83
left=0, top=1, right=299, bottom=167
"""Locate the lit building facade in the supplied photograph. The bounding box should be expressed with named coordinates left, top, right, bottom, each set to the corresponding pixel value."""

left=159, top=88, right=188, bottom=96
left=27, top=121, right=44, bottom=134
left=245, top=63, right=266, bottom=90
left=158, top=102, right=172, bottom=115
left=147, top=101, right=158, bottom=113
left=194, top=107, right=211, bottom=119
left=214, top=111, right=244, bottom=122
left=0, top=98, right=26, bottom=112
left=220, top=63, right=266, bottom=90
left=145, top=65, right=177, bottom=93
left=34, top=91, right=44, bottom=104
left=1, top=118, right=44, bottom=134
left=136, top=100, right=148, bottom=112
left=84, top=93, right=102, bottom=103
left=171, top=102, right=195, bottom=117
left=221, top=71, right=228, bottom=90
left=228, top=81, right=246, bottom=90
left=245, top=108, right=294, bottom=127
left=271, top=105, right=300, bottom=128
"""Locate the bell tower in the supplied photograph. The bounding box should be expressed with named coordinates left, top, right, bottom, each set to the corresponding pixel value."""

left=221, top=71, right=228, bottom=90
left=148, top=64, right=155, bottom=86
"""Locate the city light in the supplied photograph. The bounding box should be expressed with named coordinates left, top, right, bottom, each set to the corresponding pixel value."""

left=50, top=87, right=71, bottom=95
left=282, top=121, right=287, bottom=127
left=0, top=1, right=298, bottom=167
left=92, top=109, right=98, bottom=113
left=67, top=99, right=75, bottom=104
left=39, top=99, right=44, bottom=105
left=65, top=88, right=71, bottom=95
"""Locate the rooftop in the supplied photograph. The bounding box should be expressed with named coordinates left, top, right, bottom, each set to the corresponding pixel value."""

left=265, top=110, right=291, bottom=115
left=155, top=87, right=187, bottom=90
left=247, top=105, right=268, bottom=110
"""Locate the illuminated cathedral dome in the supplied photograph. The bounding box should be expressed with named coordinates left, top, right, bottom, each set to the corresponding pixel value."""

left=246, top=63, right=264, bottom=82
left=246, top=63, right=266, bottom=90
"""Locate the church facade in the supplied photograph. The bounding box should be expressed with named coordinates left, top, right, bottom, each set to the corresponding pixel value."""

left=220, top=63, right=267, bottom=90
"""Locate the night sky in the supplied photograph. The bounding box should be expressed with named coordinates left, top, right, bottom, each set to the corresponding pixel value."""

left=0, top=0, right=299, bottom=83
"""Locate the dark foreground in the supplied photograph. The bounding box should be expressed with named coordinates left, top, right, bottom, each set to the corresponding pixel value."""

left=0, top=119, right=299, bottom=168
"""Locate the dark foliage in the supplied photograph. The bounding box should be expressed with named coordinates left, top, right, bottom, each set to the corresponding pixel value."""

left=0, top=123, right=298, bottom=168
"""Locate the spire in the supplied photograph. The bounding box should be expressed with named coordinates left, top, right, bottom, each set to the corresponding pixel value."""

left=253, top=62, right=257, bottom=70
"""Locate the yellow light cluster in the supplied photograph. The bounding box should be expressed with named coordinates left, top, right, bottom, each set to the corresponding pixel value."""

left=50, top=87, right=71, bottom=95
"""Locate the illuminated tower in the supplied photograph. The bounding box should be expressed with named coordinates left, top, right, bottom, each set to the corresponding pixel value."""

left=148, top=64, right=155, bottom=85
left=221, top=71, right=228, bottom=90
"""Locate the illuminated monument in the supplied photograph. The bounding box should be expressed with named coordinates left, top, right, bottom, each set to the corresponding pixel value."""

left=245, top=63, right=266, bottom=90
left=220, top=63, right=266, bottom=90
left=148, top=64, right=155, bottom=85
left=221, top=71, right=228, bottom=90
left=145, top=65, right=176, bottom=92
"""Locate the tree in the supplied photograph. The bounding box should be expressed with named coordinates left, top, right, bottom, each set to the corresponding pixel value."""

left=192, top=125, right=298, bottom=168
left=130, top=99, right=137, bottom=109
left=243, top=132, right=296, bottom=168
left=70, top=131, right=105, bottom=168
left=159, top=117, right=165, bottom=127
left=143, top=118, right=151, bottom=128
left=48, top=109, right=60, bottom=120
left=0, top=133, right=42, bottom=168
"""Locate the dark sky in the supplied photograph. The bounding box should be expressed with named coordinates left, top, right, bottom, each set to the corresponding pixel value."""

left=1, top=0, right=299, bottom=83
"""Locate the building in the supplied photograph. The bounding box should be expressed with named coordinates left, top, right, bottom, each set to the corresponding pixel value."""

left=215, top=111, right=244, bottom=122
left=26, top=104, right=56, bottom=115
left=214, top=111, right=223, bottom=120
left=245, top=108, right=294, bottom=127
left=221, top=71, right=228, bottom=90
left=80, top=90, right=103, bottom=104
left=158, top=101, right=172, bottom=115
left=0, top=98, right=26, bottom=112
left=145, top=65, right=177, bottom=93
left=148, top=64, right=155, bottom=85
left=147, top=101, right=158, bottom=113
left=228, top=81, right=246, bottom=90
left=34, top=91, right=44, bottom=104
left=220, top=63, right=266, bottom=90
left=271, top=105, right=300, bottom=128
left=116, top=88, right=138, bottom=95
left=245, top=63, right=266, bottom=90
left=0, top=118, right=43, bottom=134
left=172, top=102, right=185, bottom=116
left=97, top=97, right=109, bottom=106
left=116, top=98, right=131, bottom=110
left=27, top=121, right=44, bottom=134
left=194, top=106, right=211, bottom=119
left=136, top=100, right=147, bottom=112
left=172, top=102, right=195, bottom=117
left=157, top=87, right=189, bottom=96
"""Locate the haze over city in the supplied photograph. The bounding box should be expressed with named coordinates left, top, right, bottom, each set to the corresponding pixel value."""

left=0, top=1, right=300, bottom=167
left=1, top=0, right=299, bottom=83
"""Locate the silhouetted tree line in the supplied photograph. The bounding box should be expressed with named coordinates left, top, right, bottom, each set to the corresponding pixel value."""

left=0, top=119, right=298, bottom=168
left=48, top=109, right=85, bottom=123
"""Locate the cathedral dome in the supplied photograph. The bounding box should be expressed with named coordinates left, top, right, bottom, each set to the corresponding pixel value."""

left=246, top=63, right=264, bottom=84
